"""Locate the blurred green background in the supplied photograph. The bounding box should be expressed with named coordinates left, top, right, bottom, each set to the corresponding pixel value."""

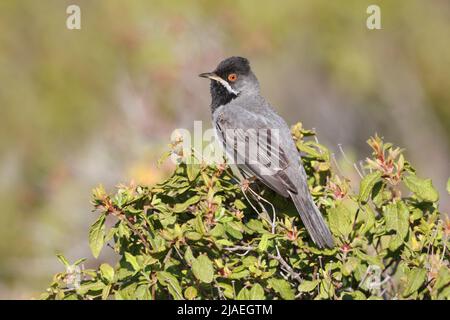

left=0, top=0, right=449, bottom=299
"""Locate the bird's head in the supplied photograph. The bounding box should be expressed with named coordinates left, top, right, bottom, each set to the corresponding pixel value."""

left=199, top=56, right=259, bottom=108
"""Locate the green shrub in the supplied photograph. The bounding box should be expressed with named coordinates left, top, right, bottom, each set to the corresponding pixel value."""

left=42, top=123, right=449, bottom=300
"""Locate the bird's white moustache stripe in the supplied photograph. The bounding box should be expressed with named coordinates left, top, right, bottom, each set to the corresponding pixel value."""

left=211, top=76, right=239, bottom=95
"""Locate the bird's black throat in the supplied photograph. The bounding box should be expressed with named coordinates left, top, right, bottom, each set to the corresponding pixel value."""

left=210, top=80, right=238, bottom=112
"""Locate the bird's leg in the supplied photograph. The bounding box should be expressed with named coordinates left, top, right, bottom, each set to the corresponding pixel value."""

left=239, top=175, right=277, bottom=233
left=236, top=175, right=277, bottom=233
left=237, top=177, right=272, bottom=226
left=247, top=187, right=277, bottom=234
left=241, top=187, right=271, bottom=224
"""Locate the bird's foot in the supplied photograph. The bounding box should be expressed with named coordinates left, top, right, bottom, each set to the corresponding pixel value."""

left=240, top=177, right=256, bottom=192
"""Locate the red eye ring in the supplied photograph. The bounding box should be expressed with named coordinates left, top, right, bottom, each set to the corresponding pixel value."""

left=228, top=73, right=238, bottom=82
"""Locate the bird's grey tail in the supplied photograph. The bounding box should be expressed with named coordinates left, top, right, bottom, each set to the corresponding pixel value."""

left=288, top=191, right=334, bottom=248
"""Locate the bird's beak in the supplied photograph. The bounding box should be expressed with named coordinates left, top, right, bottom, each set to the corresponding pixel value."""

left=199, top=72, right=223, bottom=82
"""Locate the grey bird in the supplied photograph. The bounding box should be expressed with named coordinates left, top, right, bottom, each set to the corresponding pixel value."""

left=199, top=56, right=334, bottom=248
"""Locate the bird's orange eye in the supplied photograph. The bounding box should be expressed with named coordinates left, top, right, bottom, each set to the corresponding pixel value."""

left=228, top=73, right=237, bottom=82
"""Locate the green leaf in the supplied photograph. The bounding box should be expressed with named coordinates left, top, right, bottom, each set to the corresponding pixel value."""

left=102, top=284, right=112, bottom=300
left=354, top=250, right=383, bottom=268
left=296, top=142, right=323, bottom=158
left=173, top=195, right=201, bottom=213
left=124, top=252, right=141, bottom=272
left=76, top=281, right=105, bottom=295
left=192, top=254, right=214, bottom=283
left=268, top=278, right=295, bottom=300
left=342, top=257, right=360, bottom=276
left=184, top=246, right=195, bottom=265
left=384, top=201, right=409, bottom=240
left=328, top=200, right=357, bottom=238
left=357, top=205, right=376, bottom=234
left=234, top=199, right=247, bottom=210
left=237, top=284, right=265, bottom=300
left=388, top=234, right=404, bottom=251
left=224, top=223, right=243, bottom=240
left=403, top=268, right=426, bottom=297
left=215, top=239, right=235, bottom=246
left=298, top=280, right=320, bottom=292
left=73, top=258, right=87, bottom=266
left=342, top=290, right=367, bottom=300
left=157, top=271, right=183, bottom=300
left=100, top=263, right=115, bottom=283
left=371, top=181, right=384, bottom=208
left=63, top=293, right=78, bottom=300
left=246, top=219, right=265, bottom=233
left=56, top=254, right=70, bottom=267
left=358, top=171, right=382, bottom=202
left=114, top=283, right=137, bottom=300
left=236, top=288, right=250, bottom=300
left=184, top=286, right=198, bottom=300
left=185, top=231, right=202, bottom=241
left=228, top=269, right=250, bottom=279
left=447, top=177, right=450, bottom=195
left=318, top=279, right=335, bottom=299
left=403, top=174, right=439, bottom=202
left=258, top=234, right=270, bottom=252
left=209, top=224, right=225, bottom=237
left=135, top=284, right=151, bottom=300
left=249, top=283, right=265, bottom=300
left=410, top=208, right=423, bottom=221
left=435, top=267, right=450, bottom=299
left=89, top=214, right=106, bottom=258
left=186, top=157, right=201, bottom=181
left=217, top=283, right=235, bottom=299
left=193, top=214, right=206, bottom=235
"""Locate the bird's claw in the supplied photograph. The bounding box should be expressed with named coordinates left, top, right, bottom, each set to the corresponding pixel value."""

left=240, top=177, right=256, bottom=192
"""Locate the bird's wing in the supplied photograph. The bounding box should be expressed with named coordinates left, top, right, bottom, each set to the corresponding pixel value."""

left=215, top=105, right=335, bottom=248
left=215, top=108, right=298, bottom=197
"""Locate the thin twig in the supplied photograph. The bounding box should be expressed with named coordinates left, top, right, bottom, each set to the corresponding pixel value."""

left=224, top=245, right=255, bottom=252
left=215, top=281, right=225, bottom=300
left=313, top=132, right=323, bottom=155
left=338, top=144, right=363, bottom=178
left=173, top=246, right=187, bottom=265
left=427, top=226, right=439, bottom=257
left=163, top=248, right=173, bottom=265
left=268, top=245, right=303, bottom=283
left=359, top=160, right=367, bottom=176
left=331, top=153, right=344, bottom=176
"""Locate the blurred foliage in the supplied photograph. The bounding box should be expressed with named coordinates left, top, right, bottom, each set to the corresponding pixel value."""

left=1, top=0, right=450, bottom=298
left=42, top=124, right=449, bottom=300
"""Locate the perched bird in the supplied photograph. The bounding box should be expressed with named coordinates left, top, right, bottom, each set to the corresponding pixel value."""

left=199, top=56, right=334, bottom=248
